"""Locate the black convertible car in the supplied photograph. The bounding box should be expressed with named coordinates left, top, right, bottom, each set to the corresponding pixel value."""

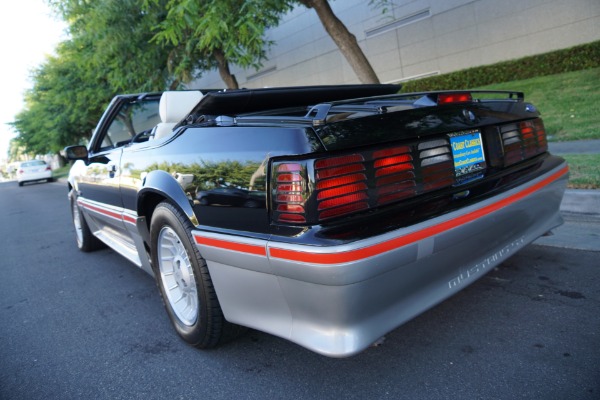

left=65, top=85, right=568, bottom=357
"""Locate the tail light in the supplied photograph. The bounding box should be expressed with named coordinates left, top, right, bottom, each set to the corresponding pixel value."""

left=502, top=118, right=547, bottom=166
left=417, top=139, right=455, bottom=191
left=273, top=163, right=306, bottom=223
left=373, top=146, right=416, bottom=205
left=45, top=166, right=52, bottom=171
left=315, top=154, right=369, bottom=220
left=272, top=142, right=459, bottom=225
left=270, top=117, right=546, bottom=226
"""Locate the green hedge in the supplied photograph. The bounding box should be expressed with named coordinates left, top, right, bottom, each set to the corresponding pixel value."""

left=400, top=40, right=600, bottom=92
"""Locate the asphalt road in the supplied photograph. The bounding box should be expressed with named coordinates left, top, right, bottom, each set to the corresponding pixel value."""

left=1, top=181, right=598, bottom=400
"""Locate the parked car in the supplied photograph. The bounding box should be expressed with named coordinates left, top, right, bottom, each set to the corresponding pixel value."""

left=196, top=186, right=264, bottom=208
left=16, top=159, right=53, bottom=186
left=64, top=85, right=568, bottom=357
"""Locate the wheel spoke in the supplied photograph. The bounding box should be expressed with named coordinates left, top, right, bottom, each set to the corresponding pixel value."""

left=173, top=294, right=185, bottom=304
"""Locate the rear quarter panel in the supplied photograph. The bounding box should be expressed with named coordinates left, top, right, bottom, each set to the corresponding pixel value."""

left=119, top=125, right=323, bottom=233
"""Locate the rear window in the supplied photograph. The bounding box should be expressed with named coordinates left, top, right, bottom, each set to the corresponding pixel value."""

left=21, top=160, right=46, bottom=168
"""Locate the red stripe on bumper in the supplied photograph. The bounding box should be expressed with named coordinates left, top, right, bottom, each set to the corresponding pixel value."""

left=122, top=215, right=136, bottom=225
left=194, top=236, right=267, bottom=257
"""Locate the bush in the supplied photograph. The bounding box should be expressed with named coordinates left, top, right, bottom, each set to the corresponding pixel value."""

left=400, top=40, right=600, bottom=92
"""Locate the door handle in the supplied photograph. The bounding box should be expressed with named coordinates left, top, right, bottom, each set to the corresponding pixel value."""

left=107, top=164, right=117, bottom=178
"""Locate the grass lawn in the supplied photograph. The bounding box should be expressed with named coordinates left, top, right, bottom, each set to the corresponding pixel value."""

left=52, top=165, right=71, bottom=179
left=476, top=68, right=600, bottom=188
left=475, top=68, right=600, bottom=142
left=562, top=154, right=600, bottom=189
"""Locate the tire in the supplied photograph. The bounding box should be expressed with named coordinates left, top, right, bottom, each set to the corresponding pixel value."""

left=18, top=181, right=23, bottom=187
left=70, top=191, right=105, bottom=252
left=150, top=201, right=244, bottom=348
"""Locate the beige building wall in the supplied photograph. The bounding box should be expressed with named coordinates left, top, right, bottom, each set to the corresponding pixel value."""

left=190, top=0, right=600, bottom=89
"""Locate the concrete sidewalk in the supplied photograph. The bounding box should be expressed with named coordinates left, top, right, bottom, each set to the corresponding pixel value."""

left=549, top=139, right=600, bottom=155
left=560, top=189, right=600, bottom=217
left=549, top=139, right=600, bottom=217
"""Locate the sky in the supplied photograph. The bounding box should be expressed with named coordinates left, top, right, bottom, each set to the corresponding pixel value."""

left=0, top=0, right=67, bottom=163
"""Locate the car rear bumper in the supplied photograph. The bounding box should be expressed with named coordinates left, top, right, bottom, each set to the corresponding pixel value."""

left=194, top=162, right=569, bottom=357
left=17, top=171, right=52, bottom=183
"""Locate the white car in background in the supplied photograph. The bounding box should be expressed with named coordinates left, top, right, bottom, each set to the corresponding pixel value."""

left=16, top=160, right=53, bottom=186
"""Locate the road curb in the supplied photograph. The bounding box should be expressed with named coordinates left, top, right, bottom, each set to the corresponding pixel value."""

left=560, top=189, right=600, bottom=217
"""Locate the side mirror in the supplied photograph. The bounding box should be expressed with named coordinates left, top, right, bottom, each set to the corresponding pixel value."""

left=64, top=145, right=89, bottom=160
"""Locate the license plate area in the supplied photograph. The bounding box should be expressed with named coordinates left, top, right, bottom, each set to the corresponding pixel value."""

left=449, top=130, right=486, bottom=185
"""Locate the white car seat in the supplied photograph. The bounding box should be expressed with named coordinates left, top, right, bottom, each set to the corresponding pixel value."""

left=153, top=90, right=204, bottom=140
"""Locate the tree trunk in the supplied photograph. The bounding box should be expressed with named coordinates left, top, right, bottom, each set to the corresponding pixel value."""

left=300, top=0, right=380, bottom=84
left=213, top=48, right=239, bottom=89
left=168, top=79, right=180, bottom=91
left=55, top=151, right=66, bottom=168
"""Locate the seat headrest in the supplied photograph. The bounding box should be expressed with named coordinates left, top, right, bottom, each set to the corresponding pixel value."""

left=159, top=91, right=204, bottom=123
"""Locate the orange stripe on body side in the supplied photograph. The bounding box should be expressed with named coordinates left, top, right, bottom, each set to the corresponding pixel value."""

left=79, top=200, right=137, bottom=225
left=79, top=201, right=122, bottom=221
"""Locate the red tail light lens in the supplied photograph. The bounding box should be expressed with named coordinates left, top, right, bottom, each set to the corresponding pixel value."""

left=373, top=146, right=416, bottom=205
left=318, top=201, right=369, bottom=220
left=315, top=154, right=368, bottom=220
left=277, top=213, right=306, bottom=223
left=274, top=163, right=307, bottom=223
left=502, top=118, right=548, bottom=166
left=315, top=154, right=365, bottom=179
left=438, top=93, right=472, bottom=104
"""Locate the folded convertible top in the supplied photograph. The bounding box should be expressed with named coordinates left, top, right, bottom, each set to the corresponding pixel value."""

left=187, top=84, right=402, bottom=116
